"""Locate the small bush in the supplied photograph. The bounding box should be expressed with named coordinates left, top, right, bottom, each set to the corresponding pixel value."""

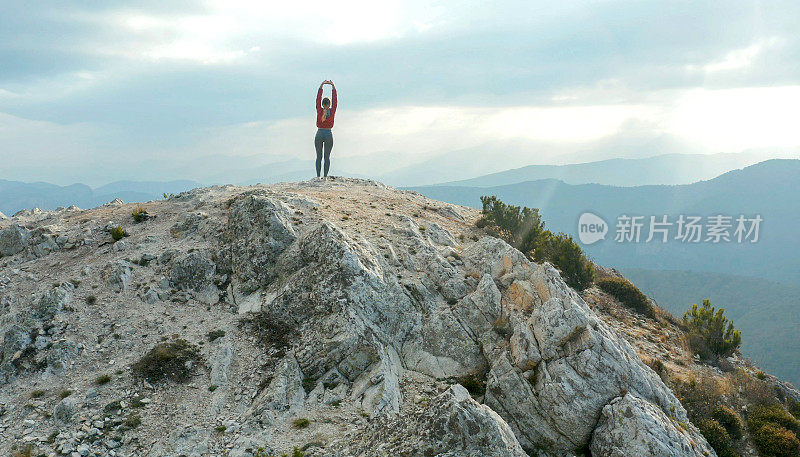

left=674, top=376, right=724, bottom=422
left=698, top=419, right=732, bottom=454
left=130, top=396, right=146, bottom=408
left=85, top=295, right=97, bottom=305
left=476, top=196, right=594, bottom=290
left=207, top=329, right=226, bottom=342
left=646, top=358, right=669, bottom=382
left=750, top=405, right=800, bottom=437
left=30, top=389, right=45, bottom=398
left=122, top=414, right=142, bottom=430
left=292, top=418, right=310, bottom=429
left=292, top=448, right=305, bottom=457
left=713, top=405, right=744, bottom=440
left=11, top=444, right=35, bottom=457
left=59, top=389, right=73, bottom=399
left=596, top=277, right=654, bottom=317
left=683, top=299, right=741, bottom=358
left=789, top=399, right=800, bottom=420
left=751, top=423, right=800, bottom=457
left=95, top=374, right=112, bottom=385
left=241, top=313, right=296, bottom=357
left=111, top=226, right=127, bottom=241
left=131, top=339, right=203, bottom=383
left=532, top=232, right=595, bottom=291
left=132, top=206, right=149, bottom=223
left=209, top=384, right=218, bottom=392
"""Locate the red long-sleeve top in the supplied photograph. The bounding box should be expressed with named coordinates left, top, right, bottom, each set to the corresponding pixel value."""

left=316, top=85, right=338, bottom=129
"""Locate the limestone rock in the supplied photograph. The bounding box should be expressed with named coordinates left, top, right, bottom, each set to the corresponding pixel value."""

left=591, top=393, right=714, bottom=457
left=54, top=396, right=78, bottom=424
left=170, top=250, right=218, bottom=303
left=229, top=193, right=297, bottom=294
left=0, top=224, right=29, bottom=257
left=425, top=222, right=457, bottom=246
left=106, top=262, right=132, bottom=292
left=248, top=354, right=305, bottom=419
left=333, top=385, right=528, bottom=457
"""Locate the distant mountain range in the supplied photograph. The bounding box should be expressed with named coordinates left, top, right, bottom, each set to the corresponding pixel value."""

left=433, top=152, right=768, bottom=187
left=0, top=180, right=200, bottom=215
left=623, top=268, right=800, bottom=388
left=411, top=159, right=800, bottom=284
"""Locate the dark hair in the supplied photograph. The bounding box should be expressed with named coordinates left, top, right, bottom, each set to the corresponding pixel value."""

left=322, top=97, right=331, bottom=107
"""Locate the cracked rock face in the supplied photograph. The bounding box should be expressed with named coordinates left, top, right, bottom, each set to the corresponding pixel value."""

left=0, top=179, right=720, bottom=456
left=226, top=190, right=710, bottom=455
left=591, top=393, right=714, bottom=457
left=331, top=385, right=529, bottom=457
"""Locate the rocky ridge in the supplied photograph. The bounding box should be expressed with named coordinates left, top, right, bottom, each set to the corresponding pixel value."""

left=0, top=177, right=728, bottom=456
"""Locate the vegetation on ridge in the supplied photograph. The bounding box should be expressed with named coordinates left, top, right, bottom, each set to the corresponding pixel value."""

left=476, top=195, right=594, bottom=290
left=683, top=299, right=742, bottom=359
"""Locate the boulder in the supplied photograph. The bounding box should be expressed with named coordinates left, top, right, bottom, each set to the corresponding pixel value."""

left=106, top=262, right=133, bottom=292
left=170, top=251, right=218, bottom=303
left=461, top=237, right=695, bottom=453
left=591, top=393, right=715, bottom=457
left=333, top=385, right=528, bottom=457
left=0, top=224, right=29, bottom=257
left=54, top=396, right=78, bottom=424
left=229, top=194, right=297, bottom=293
left=425, top=222, right=457, bottom=246
left=247, top=354, right=305, bottom=420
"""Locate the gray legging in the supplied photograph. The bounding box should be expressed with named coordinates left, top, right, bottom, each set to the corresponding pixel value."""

left=315, top=128, right=333, bottom=177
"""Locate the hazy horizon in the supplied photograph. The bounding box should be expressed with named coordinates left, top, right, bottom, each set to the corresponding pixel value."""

left=3, top=1, right=800, bottom=185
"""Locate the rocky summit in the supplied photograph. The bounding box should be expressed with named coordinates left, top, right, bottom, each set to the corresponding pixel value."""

left=0, top=177, right=760, bottom=456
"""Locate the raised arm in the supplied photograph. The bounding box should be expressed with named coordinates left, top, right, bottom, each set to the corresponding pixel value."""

left=331, top=82, right=337, bottom=110
left=316, top=83, right=323, bottom=110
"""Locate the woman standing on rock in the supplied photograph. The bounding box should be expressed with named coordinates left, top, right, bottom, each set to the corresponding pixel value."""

left=315, top=80, right=338, bottom=179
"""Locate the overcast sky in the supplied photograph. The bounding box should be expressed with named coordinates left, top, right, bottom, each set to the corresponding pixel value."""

left=2, top=0, right=800, bottom=185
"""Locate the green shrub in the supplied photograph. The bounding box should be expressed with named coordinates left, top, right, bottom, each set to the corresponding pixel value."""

left=698, top=419, right=732, bottom=454
left=683, top=299, right=741, bottom=358
left=751, top=423, right=800, bottom=457
left=121, top=414, right=142, bottom=430
left=30, top=389, right=45, bottom=398
left=292, top=418, right=310, bottom=429
left=58, top=389, right=73, bottom=399
left=789, top=399, right=800, bottom=420
left=532, top=232, right=595, bottom=291
left=207, top=329, right=226, bottom=342
left=476, top=196, right=545, bottom=254
left=131, top=339, right=202, bottom=383
left=85, top=295, right=97, bottom=305
left=95, top=374, right=111, bottom=385
left=476, top=196, right=594, bottom=290
left=713, top=405, right=744, bottom=440
left=750, top=405, right=800, bottom=437
left=596, top=277, right=654, bottom=317
left=111, top=226, right=127, bottom=241
left=131, top=206, right=149, bottom=223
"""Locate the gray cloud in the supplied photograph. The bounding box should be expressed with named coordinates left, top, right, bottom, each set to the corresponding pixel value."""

left=1, top=0, right=799, bottom=185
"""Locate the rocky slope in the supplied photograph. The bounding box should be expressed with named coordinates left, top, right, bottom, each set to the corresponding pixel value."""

left=0, top=177, right=790, bottom=457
